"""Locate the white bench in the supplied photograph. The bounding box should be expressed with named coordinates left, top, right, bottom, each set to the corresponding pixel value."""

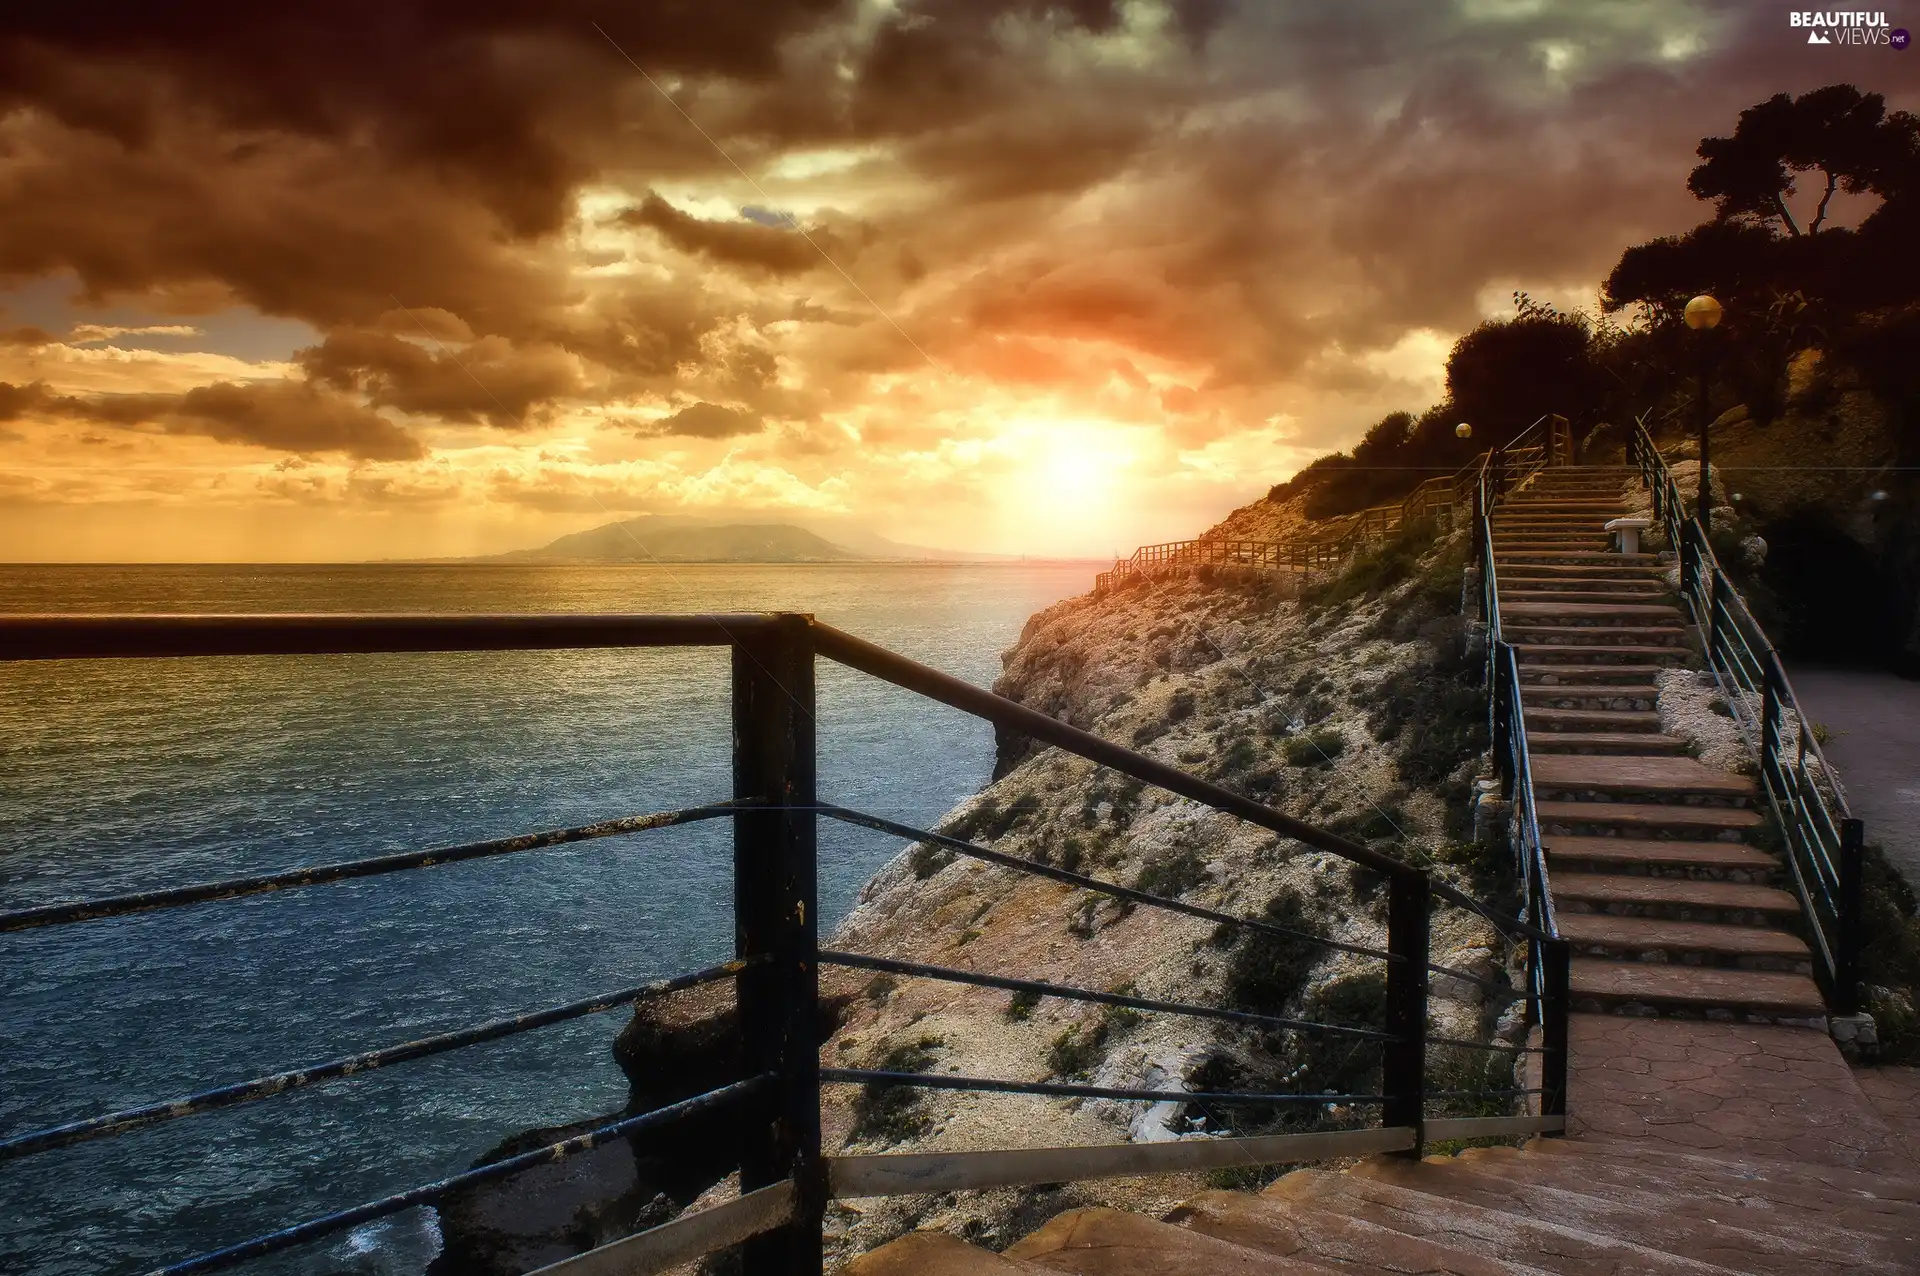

left=1604, top=517, right=1651, bottom=555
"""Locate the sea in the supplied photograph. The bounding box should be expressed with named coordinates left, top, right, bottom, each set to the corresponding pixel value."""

left=0, top=562, right=1094, bottom=1276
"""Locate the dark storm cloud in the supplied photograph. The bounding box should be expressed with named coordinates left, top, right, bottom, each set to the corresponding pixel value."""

left=298, top=329, right=581, bottom=427
left=0, top=378, right=424, bottom=460
left=634, top=401, right=764, bottom=438
left=0, top=0, right=1907, bottom=459
left=617, top=193, right=825, bottom=275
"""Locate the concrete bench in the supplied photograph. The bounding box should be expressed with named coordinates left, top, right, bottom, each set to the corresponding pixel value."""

left=1605, top=517, right=1651, bottom=555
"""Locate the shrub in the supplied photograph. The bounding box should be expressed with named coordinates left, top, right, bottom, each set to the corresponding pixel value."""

left=848, top=1037, right=942, bottom=1145
left=1283, top=729, right=1345, bottom=767
left=1134, top=846, right=1208, bottom=899
left=1860, top=844, right=1920, bottom=1063
left=1221, top=888, right=1327, bottom=1013
left=1005, top=988, right=1042, bottom=1021
left=1046, top=1004, right=1143, bottom=1078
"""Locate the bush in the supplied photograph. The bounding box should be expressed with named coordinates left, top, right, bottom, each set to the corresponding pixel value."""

left=1282, top=729, right=1345, bottom=767
left=1005, top=988, right=1042, bottom=1021
left=848, top=1037, right=942, bottom=1145
left=1860, top=844, right=1920, bottom=1063
left=1221, top=888, right=1327, bottom=1013
left=1134, top=846, right=1208, bottom=899
left=1046, top=1004, right=1143, bottom=1078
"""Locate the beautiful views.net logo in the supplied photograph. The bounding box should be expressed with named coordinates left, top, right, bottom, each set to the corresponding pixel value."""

left=1788, top=11, right=1907, bottom=45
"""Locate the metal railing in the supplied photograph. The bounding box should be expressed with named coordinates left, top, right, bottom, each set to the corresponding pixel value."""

left=1474, top=437, right=1573, bottom=1089
left=0, top=611, right=1570, bottom=1275
left=1627, top=422, right=1866, bottom=1013
left=1096, top=417, right=1561, bottom=594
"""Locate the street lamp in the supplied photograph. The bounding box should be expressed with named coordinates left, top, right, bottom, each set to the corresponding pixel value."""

left=1683, top=294, right=1723, bottom=537
left=1454, top=422, right=1472, bottom=439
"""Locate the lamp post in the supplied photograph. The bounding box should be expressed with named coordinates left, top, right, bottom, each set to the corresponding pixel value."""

left=1683, top=294, right=1723, bottom=537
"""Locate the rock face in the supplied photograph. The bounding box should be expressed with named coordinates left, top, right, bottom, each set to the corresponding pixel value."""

left=433, top=524, right=1513, bottom=1273
left=814, top=533, right=1513, bottom=1262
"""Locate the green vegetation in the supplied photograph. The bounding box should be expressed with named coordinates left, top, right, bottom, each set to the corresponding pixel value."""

left=1861, top=844, right=1920, bottom=1063
left=1220, top=887, right=1326, bottom=1013
left=848, top=1037, right=943, bottom=1145
left=1282, top=728, right=1344, bottom=767
left=1004, top=988, right=1042, bottom=1021
left=1133, top=845, right=1208, bottom=899
left=1046, top=1003, right=1143, bottom=1078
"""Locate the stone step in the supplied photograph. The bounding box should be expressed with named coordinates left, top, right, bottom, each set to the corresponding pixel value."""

left=1502, top=624, right=1689, bottom=648
left=1349, top=1153, right=1899, bottom=1273
left=846, top=1233, right=1044, bottom=1275
left=1497, top=551, right=1661, bottom=567
left=1167, top=1190, right=1543, bottom=1276
left=1524, top=704, right=1664, bottom=730
left=1499, top=566, right=1667, bottom=586
left=1555, top=912, right=1813, bottom=973
left=1568, top=957, right=1827, bottom=1020
left=1263, top=1168, right=1734, bottom=1276
left=1496, top=542, right=1618, bottom=554
left=1545, top=834, right=1778, bottom=882
left=1512, top=643, right=1692, bottom=667
left=1536, top=800, right=1764, bottom=840
left=1530, top=755, right=1758, bottom=806
left=1483, top=1144, right=1920, bottom=1243
left=1502, top=601, right=1685, bottom=626
left=1518, top=663, right=1669, bottom=685
left=1004, top=1206, right=1345, bottom=1274
left=1527, top=730, right=1692, bottom=755
left=1502, top=589, right=1675, bottom=606
left=1522, top=1133, right=1920, bottom=1206
left=1552, top=871, right=1798, bottom=924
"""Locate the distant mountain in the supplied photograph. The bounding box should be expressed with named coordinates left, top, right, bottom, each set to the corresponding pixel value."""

left=501, top=520, right=863, bottom=563
left=489, top=512, right=1031, bottom=563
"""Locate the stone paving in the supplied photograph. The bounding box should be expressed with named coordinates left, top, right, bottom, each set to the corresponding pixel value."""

left=1566, top=1011, right=1919, bottom=1175
left=1856, top=1065, right=1920, bottom=1167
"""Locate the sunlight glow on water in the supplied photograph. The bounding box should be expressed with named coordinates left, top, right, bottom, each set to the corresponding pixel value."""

left=0, top=563, right=1088, bottom=1275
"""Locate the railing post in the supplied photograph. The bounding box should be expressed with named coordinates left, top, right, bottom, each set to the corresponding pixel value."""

left=1384, top=870, right=1429, bottom=1156
left=1540, top=939, right=1570, bottom=1129
left=733, top=614, right=822, bottom=1273
left=1760, top=663, right=1782, bottom=797
left=1835, top=818, right=1865, bottom=1016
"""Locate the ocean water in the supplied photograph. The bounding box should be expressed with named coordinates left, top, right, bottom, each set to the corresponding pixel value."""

left=0, top=562, right=1093, bottom=1276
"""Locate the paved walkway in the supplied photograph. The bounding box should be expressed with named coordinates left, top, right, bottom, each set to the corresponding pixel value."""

left=1566, top=1012, right=1919, bottom=1176
left=1788, top=664, right=1920, bottom=887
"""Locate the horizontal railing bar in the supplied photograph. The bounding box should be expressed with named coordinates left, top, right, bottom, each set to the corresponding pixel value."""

left=1426, top=1087, right=1540, bottom=1100
left=1424, top=1114, right=1565, bottom=1141
left=1425, top=961, right=1519, bottom=997
left=0, top=613, right=785, bottom=662
left=828, top=1125, right=1417, bottom=1197
left=815, top=804, right=1398, bottom=962
left=820, top=1068, right=1383, bottom=1107
left=1426, top=1034, right=1544, bottom=1054
left=147, top=1074, right=773, bottom=1276
left=809, top=621, right=1410, bottom=878
left=0, top=803, right=743, bottom=934
left=0, top=959, right=753, bottom=1163
left=524, top=1179, right=797, bottom=1276
left=819, top=949, right=1396, bottom=1042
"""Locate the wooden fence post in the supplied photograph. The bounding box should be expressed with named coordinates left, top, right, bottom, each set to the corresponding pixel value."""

left=1384, top=871, right=1429, bottom=1157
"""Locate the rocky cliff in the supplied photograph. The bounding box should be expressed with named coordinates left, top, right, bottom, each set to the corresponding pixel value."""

left=431, top=521, right=1520, bottom=1273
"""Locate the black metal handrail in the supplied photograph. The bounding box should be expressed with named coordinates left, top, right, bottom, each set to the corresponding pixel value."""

left=1476, top=434, right=1573, bottom=1118
left=1627, top=421, right=1866, bottom=1012
left=0, top=612, right=1566, bottom=1274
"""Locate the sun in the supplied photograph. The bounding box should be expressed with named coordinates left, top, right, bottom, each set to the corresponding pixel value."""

left=999, top=417, right=1137, bottom=546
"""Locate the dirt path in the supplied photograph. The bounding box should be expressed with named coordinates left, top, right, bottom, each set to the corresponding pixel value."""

left=1785, top=664, right=1920, bottom=888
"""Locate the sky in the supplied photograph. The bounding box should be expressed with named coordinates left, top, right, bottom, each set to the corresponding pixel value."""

left=0, top=2, right=1915, bottom=562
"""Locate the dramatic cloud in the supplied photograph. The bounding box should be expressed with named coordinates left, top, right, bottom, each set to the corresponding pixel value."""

left=1, top=0, right=1910, bottom=559
left=635, top=401, right=765, bottom=439
left=1, top=378, right=423, bottom=460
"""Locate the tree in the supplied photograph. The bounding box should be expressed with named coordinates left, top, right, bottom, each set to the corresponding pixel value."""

left=1688, top=85, right=1919, bottom=237
left=1445, top=306, right=1597, bottom=443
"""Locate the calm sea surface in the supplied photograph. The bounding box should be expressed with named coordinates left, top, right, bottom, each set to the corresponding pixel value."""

left=0, top=563, right=1092, bottom=1275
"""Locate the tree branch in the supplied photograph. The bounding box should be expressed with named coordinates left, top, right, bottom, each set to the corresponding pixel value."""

left=1809, top=169, right=1839, bottom=235
left=1774, top=191, right=1802, bottom=237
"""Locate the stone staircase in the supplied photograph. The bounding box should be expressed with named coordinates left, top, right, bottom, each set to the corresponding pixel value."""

left=845, top=1135, right=1920, bottom=1273
left=1493, top=466, right=1825, bottom=1023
